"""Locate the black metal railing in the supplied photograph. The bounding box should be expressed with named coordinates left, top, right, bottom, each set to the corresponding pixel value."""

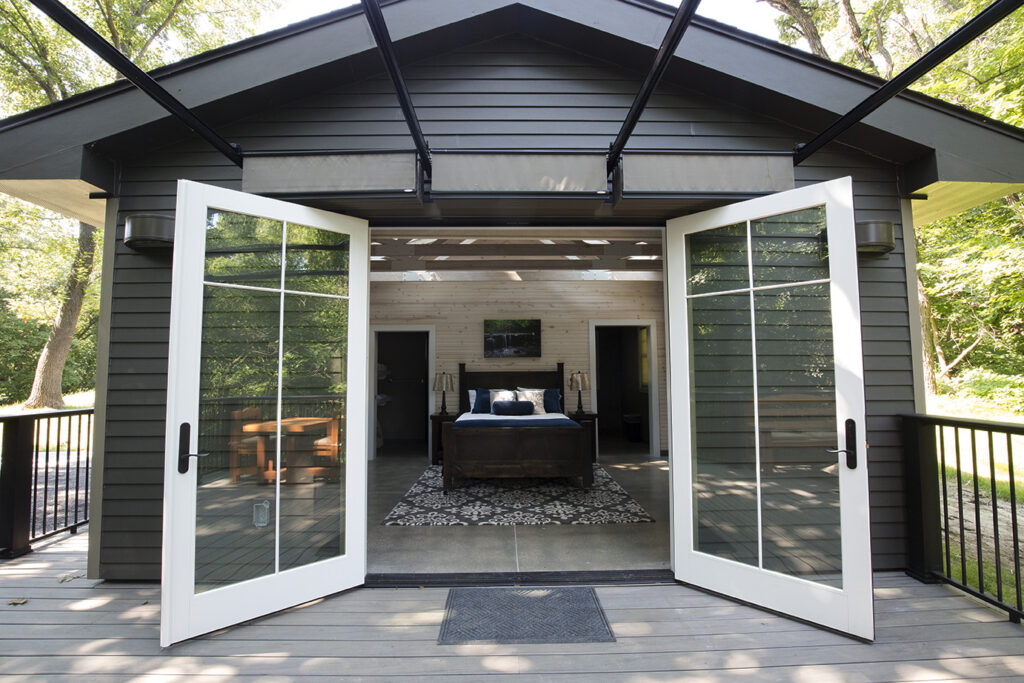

left=0, top=409, right=93, bottom=558
left=904, top=413, right=1024, bottom=622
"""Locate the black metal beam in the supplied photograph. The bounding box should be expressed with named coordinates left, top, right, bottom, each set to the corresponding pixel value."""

left=606, top=0, right=702, bottom=174
left=361, top=0, right=432, bottom=177
left=794, top=0, right=1024, bottom=166
left=28, top=0, right=243, bottom=167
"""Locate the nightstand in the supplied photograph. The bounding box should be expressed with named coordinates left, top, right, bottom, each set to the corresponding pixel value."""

left=430, top=413, right=458, bottom=464
left=570, top=411, right=598, bottom=462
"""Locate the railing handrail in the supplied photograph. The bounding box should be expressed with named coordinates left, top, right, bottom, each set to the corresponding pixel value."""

left=901, top=413, right=1024, bottom=436
left=0, top=407, right=95, bottom=424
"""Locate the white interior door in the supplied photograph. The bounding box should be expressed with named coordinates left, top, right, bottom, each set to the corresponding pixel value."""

left=665, top=177, right=873, bottom=640
left=161, top=180, right=369, bottom=646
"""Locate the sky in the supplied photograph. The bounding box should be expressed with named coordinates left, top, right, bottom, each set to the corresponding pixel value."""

left=258, top=0, right=788, bottom=44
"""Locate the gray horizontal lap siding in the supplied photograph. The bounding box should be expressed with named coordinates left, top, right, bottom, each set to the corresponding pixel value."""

left=100, top=34, right=914, bottom=579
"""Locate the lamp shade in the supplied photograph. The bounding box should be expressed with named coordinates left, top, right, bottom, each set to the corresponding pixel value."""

left=432, top=372, right=454, bottom=391
left=569, top=371, right=591, bottom=391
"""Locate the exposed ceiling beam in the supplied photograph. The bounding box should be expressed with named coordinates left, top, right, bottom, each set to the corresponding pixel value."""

left=371, top=242, right=662, bottom=258
left=28, top=0, right=243, bottom=167
left=794, top=0, right=1024, bottom=166
left=606, top=0, right=702, bottom=175
left=371, top=258, right=662, bottom=272
left=361, top=0, right=432, bottom=177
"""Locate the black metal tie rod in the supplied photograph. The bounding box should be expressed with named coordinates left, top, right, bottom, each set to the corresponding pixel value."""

left=606, top=0, right=702, bottom=175
left=794, top=0, right=1024, bottom=166
left=361, top=0, right=432, bottom=177
left=28, top=0, right=243, bottom=167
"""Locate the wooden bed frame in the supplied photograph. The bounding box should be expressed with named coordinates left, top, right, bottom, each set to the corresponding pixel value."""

left=440, top=362, right=593, bottom=492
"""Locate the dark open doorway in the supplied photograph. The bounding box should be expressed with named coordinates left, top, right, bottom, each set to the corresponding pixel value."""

left=595, top=326, right=651, bottom=455
left=376, top=331, right=429, bottom=455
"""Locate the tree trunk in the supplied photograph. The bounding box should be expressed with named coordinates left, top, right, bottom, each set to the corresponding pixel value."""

left=23, top=222, right=97, bottom=409
left=917, top=275, right=939, bottom=396
left=762, top=0, right=831, bottom=60
left=838, top=0, right=879, bottom=75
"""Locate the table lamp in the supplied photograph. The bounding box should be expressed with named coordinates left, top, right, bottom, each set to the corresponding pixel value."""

left=433, top=371, right=455, bottom=414
left=568, top=371, right=590, bottom=415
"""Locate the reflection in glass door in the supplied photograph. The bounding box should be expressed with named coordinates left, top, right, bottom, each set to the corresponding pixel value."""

left=162, top=181, right=368, bottom=646
left=666, top=177, right=873, bottom=639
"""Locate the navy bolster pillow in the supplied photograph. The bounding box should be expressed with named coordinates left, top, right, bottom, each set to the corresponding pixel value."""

left=492, top=400, right=535, bottom=416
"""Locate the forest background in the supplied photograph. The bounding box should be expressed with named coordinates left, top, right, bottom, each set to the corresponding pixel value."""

left=0, top=0, right=1022, bottom=418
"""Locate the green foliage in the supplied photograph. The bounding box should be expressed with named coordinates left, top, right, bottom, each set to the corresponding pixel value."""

left=937, top=368, right=1024, bottom=415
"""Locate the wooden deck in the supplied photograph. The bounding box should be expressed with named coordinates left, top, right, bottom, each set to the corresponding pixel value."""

left=2, top=530, right=1024, bottom=680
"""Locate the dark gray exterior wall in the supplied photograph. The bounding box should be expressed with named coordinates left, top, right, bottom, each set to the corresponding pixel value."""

left=99, top=35, right=914, bottom=579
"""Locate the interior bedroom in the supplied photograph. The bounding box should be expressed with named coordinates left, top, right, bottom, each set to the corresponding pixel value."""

left=365, top=228, right=670, bottom=578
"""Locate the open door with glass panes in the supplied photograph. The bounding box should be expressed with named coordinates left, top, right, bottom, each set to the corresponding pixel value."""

left=665, top=177, right=874, bottom=640
left=160, top=180, right=368, bottom=646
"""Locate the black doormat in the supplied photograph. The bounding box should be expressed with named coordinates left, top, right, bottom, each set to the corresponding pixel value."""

left=382, top=465, right=654, bottom=525
left=438, top=586, right=616, bottom=644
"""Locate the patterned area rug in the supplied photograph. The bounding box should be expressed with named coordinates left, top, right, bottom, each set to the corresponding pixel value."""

left=438, top=586, right=615, bottom=644
left=382, top=465, right=654, bottom=525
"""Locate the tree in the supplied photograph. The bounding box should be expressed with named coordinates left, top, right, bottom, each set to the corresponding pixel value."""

left=0, top=0, right=280, bottom=407
left=759, top=0, right=1024, bottom=401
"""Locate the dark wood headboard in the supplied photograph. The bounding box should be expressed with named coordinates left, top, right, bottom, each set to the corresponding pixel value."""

left=458, top=362, right=565, bottom=414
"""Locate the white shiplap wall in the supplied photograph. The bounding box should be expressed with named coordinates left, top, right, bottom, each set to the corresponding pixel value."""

left=370, top=279, right=668, bottom=448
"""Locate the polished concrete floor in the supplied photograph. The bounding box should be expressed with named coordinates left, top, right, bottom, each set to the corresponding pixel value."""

left=367, top=436, right=670, bottom=574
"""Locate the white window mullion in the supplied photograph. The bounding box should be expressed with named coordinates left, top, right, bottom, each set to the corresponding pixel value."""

left=273, top=221, right=288, bottom=574
left=746, top=219, right=764, bottom=570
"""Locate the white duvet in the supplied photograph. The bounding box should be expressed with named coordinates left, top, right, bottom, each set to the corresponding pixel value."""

left=454, top=411, right=571, bottom=423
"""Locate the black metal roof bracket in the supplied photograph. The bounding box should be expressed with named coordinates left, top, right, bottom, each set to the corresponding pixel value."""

left=794, top=0, right=1024, bottom=166
left=28, top=0, right=243, bottom=168
left=361, top=0, right=433, bottom=185
left=606, top=0, right=702, bottom=177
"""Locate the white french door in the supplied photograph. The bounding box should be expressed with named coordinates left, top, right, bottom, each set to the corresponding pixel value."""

left=160, top=180, right=369, bottom=646
left=665, top=177, right=873, bottom=640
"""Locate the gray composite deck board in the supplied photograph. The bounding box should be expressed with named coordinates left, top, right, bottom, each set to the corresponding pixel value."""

left=3, top=533, right=1024, bottom=680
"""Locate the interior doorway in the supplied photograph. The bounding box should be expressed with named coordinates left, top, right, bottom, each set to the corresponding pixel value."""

left=590, top=320, right=660, bottom=460
left=375, top=331, right=429, bottom=456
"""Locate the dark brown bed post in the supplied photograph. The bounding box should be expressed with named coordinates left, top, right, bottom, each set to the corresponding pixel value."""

left=556, top=362, right=565, bottom=413
left=458, top=363, right=468, bottom=413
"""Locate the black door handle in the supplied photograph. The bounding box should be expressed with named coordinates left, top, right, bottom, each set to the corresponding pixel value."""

left=826, top=418, right=857, bottom=469
left=177, top=422, right=209, bottom=474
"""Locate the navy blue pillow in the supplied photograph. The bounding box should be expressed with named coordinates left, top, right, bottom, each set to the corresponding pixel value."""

left=492, top=400, right=534, bottom=416
left=543, top=388, right=562, bottom=413
left=472, top=388, right=491, bottom=414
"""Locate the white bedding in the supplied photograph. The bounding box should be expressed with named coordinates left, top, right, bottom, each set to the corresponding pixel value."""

left=454, top=411, right=570, bottom=423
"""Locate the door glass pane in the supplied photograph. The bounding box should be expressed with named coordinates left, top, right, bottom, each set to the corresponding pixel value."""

left=755, top=282, right=841, bottom=584
left=690, top=293, right=758, bottom=566
left=686, top=223, right=748, bottom=295
left=205, top=209, right=283, bottom=288
left=285, top=223, right=350, bottom=296
left=195, top=286, right=280, bottom=592
left=751, top=208, right=828, bottom=288
left=279, top=293, right=348, bottom=572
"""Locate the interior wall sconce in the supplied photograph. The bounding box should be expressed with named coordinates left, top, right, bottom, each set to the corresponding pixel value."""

left=124, top=213, right=175, bottom=250
left=568, top=371, right=591, bottom=415
left=855, top=220, right=896, bottom=256
left=433, top=371, right=455, bottom=415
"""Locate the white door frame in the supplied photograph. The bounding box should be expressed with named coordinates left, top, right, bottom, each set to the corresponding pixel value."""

left=368, top=325, right=436, bottom=462
left=587, top=319, right=661, bottom=460
left=160, top=180, right=369, bottom=646
left=664, top=176, right=873, bottom=640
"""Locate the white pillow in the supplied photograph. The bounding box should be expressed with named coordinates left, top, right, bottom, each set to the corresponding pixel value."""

left=468, top=389, right=476, bottom=410
left=515, top=388, right=546, bottom=414
left=489, top=389, right=516, bottom=409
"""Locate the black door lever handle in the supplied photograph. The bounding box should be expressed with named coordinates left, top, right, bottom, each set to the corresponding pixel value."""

left=177, top=422, right=209, bottom=474
left=826, top=419, right=857, bottom=469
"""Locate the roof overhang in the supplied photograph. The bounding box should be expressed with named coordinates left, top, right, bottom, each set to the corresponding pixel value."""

left=0, top=0, right=1022, bottom=227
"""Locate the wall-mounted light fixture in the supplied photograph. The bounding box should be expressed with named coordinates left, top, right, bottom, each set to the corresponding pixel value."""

left=855, top=220, right=896, bottom=255
left=124, top=214, right=175, bottom=250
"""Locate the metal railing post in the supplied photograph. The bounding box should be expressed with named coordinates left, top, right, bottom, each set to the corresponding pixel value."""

left=903, top=415, right=943, bottom=582
left=0, top=416, right=35, bottom=558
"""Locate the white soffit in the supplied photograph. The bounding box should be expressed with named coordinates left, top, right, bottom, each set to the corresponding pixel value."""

left=0, top=178, right=106, bottom=227
left=912, top=181, right=1024, bottom=226
left=242, top=153, right=418, bottom=194
left=624, top=153, right=795, bottom=193
left=432, top=154, right=607, bottom=193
